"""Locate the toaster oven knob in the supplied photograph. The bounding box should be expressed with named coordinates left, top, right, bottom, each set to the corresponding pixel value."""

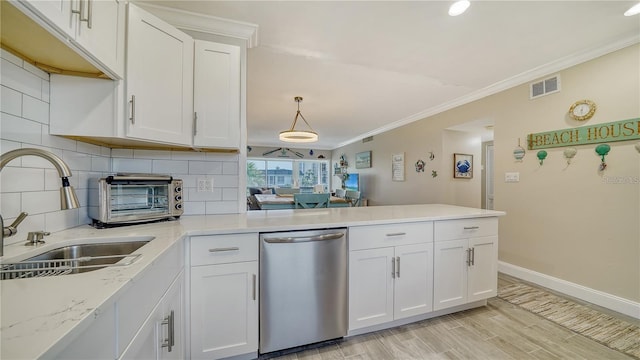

left=175, top=186, right=182, bottom=193
left=175, top=203, right=183, bottom=210
left=175, top=195, right=182, bottom=201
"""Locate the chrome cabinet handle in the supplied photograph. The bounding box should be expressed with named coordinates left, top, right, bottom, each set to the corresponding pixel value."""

left=193, top=112, right=198, bottom=135
left=208, top=247, right=239, bottom=252
left=129, top=95, right=136, bottom=124
left=161, top=310, right=175, bottom=352
left=386, top=232, right=406, bottom=237
left=252, top=274, right=256, bottom=301
left=466, top=248, right=471, bottom=266
left=471, top=247, right=475, bottom=266
left=464, top=226, right=480, bottom=230
left=263, top=232, right=345, bottom=244
left=391, top=257, right=395, bottom=279
left=396, top=257, right=400, bottom=278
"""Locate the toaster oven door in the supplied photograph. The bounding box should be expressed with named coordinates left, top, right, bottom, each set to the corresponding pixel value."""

left=109, top=183, right=171, bottom=222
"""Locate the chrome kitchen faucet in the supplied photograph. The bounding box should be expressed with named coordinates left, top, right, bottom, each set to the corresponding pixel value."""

left=0, top=148, right=80, bottom=256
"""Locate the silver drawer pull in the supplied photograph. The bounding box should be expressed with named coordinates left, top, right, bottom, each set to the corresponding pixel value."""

left=386, top=232, right=406, bottom=237
left=209, top=247, right=240, bottom=252
left=464, top=226, right=480, bottom=230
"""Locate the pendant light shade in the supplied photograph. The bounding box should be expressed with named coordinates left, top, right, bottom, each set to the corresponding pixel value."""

left=279, top=96, right=318, bottom=143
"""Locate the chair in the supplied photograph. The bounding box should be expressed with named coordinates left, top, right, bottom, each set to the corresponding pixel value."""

left=275, top=187, right=300, bottom=195
left=334, top=188, right=346, bottom=198
left=345, top=190, right=361, bottom=207
left=293, top=193, right=330, bottom=209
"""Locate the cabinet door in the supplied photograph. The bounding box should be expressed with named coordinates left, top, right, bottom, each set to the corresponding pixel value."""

left=348, top=247, right=394, bottom=330
left=468, top=236, right=498, bottom=302
left=74, top=0, right=125, bottom=78
left=120, top=273, right=184, bottom=360
left=26, top=0, right=75, bottom=37
left=190, top=261, right=258, bottom=359
left=193, top=40, right=241, bottom=149
left=394, top=243, right=433, bottom=320
left=126, top=4, right=194, bottom=146
left=433, top=239, right=468, bottom=311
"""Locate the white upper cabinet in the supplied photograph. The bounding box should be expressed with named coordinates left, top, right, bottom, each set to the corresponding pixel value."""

left=18, top=0, right=125, bottom=78
left=126, top=3, right=194, bottom=146
left=193, top=40, right=241, bottom=149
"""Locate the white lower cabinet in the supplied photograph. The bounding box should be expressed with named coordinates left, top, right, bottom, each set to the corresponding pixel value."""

left=189, top=234, right=259, bottom=359
left=119, top=272, right=185, bottom=360
left=433, top=218, right=498, bottom=311
left=348, top=222, right=433, bottom=331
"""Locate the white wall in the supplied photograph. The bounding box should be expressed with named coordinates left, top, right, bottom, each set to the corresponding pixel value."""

left=333, top=44, right=639, bottom=304
left=0, top=49, right=241, bottom=245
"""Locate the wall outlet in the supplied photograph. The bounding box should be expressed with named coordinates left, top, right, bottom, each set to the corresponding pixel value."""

left=197, top=177, right=214, bottom=192
left=505, top=172, right=520, bottom=183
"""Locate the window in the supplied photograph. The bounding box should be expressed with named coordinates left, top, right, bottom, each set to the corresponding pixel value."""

left=247, top=158, right=330, bottom=194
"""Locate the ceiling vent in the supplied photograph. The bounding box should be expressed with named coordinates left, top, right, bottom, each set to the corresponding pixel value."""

left=362, top=136, right=373, bottom=143
left=530, top=75, right=560, bottom=99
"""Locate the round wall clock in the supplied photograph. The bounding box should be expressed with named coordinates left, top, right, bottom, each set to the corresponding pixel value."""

left=568, top=99, right=596, bottom=121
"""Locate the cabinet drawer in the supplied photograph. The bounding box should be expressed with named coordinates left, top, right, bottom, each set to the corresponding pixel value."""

left=349, top=222, right=433, bottom=251
left=434, top=217, right=498, bottom=241
left=191, top=233, right=258, bottom=266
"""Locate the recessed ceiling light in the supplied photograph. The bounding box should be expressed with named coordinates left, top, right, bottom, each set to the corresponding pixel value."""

left=624, top=2, right=640, bottom=16
left=449, top=0, right=470, bottom=16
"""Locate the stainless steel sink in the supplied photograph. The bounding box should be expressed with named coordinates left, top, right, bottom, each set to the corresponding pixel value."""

left=1, top=239, right=152, bottom=280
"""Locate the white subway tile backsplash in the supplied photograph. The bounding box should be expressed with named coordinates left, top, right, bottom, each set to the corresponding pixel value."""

left=210, top=175, right=239, bottom=187
left=189, top=160, right=223, bottom=175
left=205, top=152, right=239, bottom=162
left=42, top=79, right=50, bottom=103
left=91, top=156, right=110, bottom=172
left=0, top=112, right=42, bottom=145
left=206, top=201, right=239, bottom=215
left=111, top=148, right=134, bottom=158
left=0, top=167, right=44, bottom=192
left=1, top=59, right=42, bottom=99
left=62, top=150, right=93, bottom=171
left=1, top=85, right=22, bottom=116
left=222, top=188, right=239, bottom=201
left=183, top=201, right=205, bottom=215
left=153, top=160, right=189, bottom=175
left=22, top=95, right=49, bottom=124
left=134, top=149, right=171, bottom=160
left=77, top=142, right=102, bottom=156
left=0, top=193, right=21, bottom=216
left=1, top=48, right=23, bottom=66
left=45, top=209, right=79, bottom=233
left=41, top=129, right=78, bottom=151
left=22, top=190, right=60, bottom=214
left=171, top=150, right=206, bottom=161
left=19, top=144, right=61, bottom=169
left=22, top=61, right=49, bottom=81
left=186, top=187, right=222, bottom=202
left=0, top=139, right=22, bottom=154
left=222, top=161, right=239, bottom=175
left=112, top=158, right=153, bottom=173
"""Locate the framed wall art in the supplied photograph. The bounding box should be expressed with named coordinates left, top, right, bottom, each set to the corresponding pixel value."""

left=392, top=153, right=405, bottom=181
left=453, top=153, right=473, bottom=179
left=355, top=151, right=372, bottom=169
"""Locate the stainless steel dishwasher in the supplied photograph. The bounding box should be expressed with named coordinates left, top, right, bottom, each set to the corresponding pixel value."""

left=260, top=228, right=348, bottom=354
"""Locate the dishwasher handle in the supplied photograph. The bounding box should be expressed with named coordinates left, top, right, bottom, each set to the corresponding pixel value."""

left=263, top=232, right=345, bottom=244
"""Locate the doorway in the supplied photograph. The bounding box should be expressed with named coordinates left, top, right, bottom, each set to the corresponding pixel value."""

left=482, top=141, right=494, bottom=210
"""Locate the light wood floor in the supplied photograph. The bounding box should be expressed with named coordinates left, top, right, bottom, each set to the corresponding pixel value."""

left=269, top=274, right=636, bottom=360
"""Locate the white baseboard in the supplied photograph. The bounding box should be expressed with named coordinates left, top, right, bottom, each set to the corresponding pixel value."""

left=499, top=261, right=640, bottom=320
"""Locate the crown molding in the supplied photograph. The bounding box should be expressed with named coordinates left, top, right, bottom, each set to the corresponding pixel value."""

left=333, top=33, right=640, bottom=150
left=135, top=3, right=259, bottom=48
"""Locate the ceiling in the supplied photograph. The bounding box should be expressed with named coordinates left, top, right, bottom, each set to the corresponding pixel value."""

left=141, top=1, right=640, bottom=150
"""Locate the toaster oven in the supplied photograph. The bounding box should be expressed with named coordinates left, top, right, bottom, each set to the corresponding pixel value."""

left=89, top=174, right=183, bottom=227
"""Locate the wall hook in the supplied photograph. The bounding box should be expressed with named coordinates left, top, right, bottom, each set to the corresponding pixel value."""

left=536, top=150, right=547, bottom=165
left=563, top=148, right=577, bottom=165
left=595, top=144, right=610, bottom=171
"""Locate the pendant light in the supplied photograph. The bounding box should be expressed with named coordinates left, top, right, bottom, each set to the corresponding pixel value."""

left=279, top=96, right=318, bottom=143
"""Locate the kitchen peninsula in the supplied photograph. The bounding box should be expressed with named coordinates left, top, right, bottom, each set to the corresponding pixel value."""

left=1, top=204, right=504, bottom=359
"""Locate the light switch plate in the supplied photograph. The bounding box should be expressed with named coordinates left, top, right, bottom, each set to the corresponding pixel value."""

left=505, top=172, right=520, bottom=183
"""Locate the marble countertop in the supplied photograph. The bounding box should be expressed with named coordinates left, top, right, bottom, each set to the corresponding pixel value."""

left=0, top=204, right=504, bottom=359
